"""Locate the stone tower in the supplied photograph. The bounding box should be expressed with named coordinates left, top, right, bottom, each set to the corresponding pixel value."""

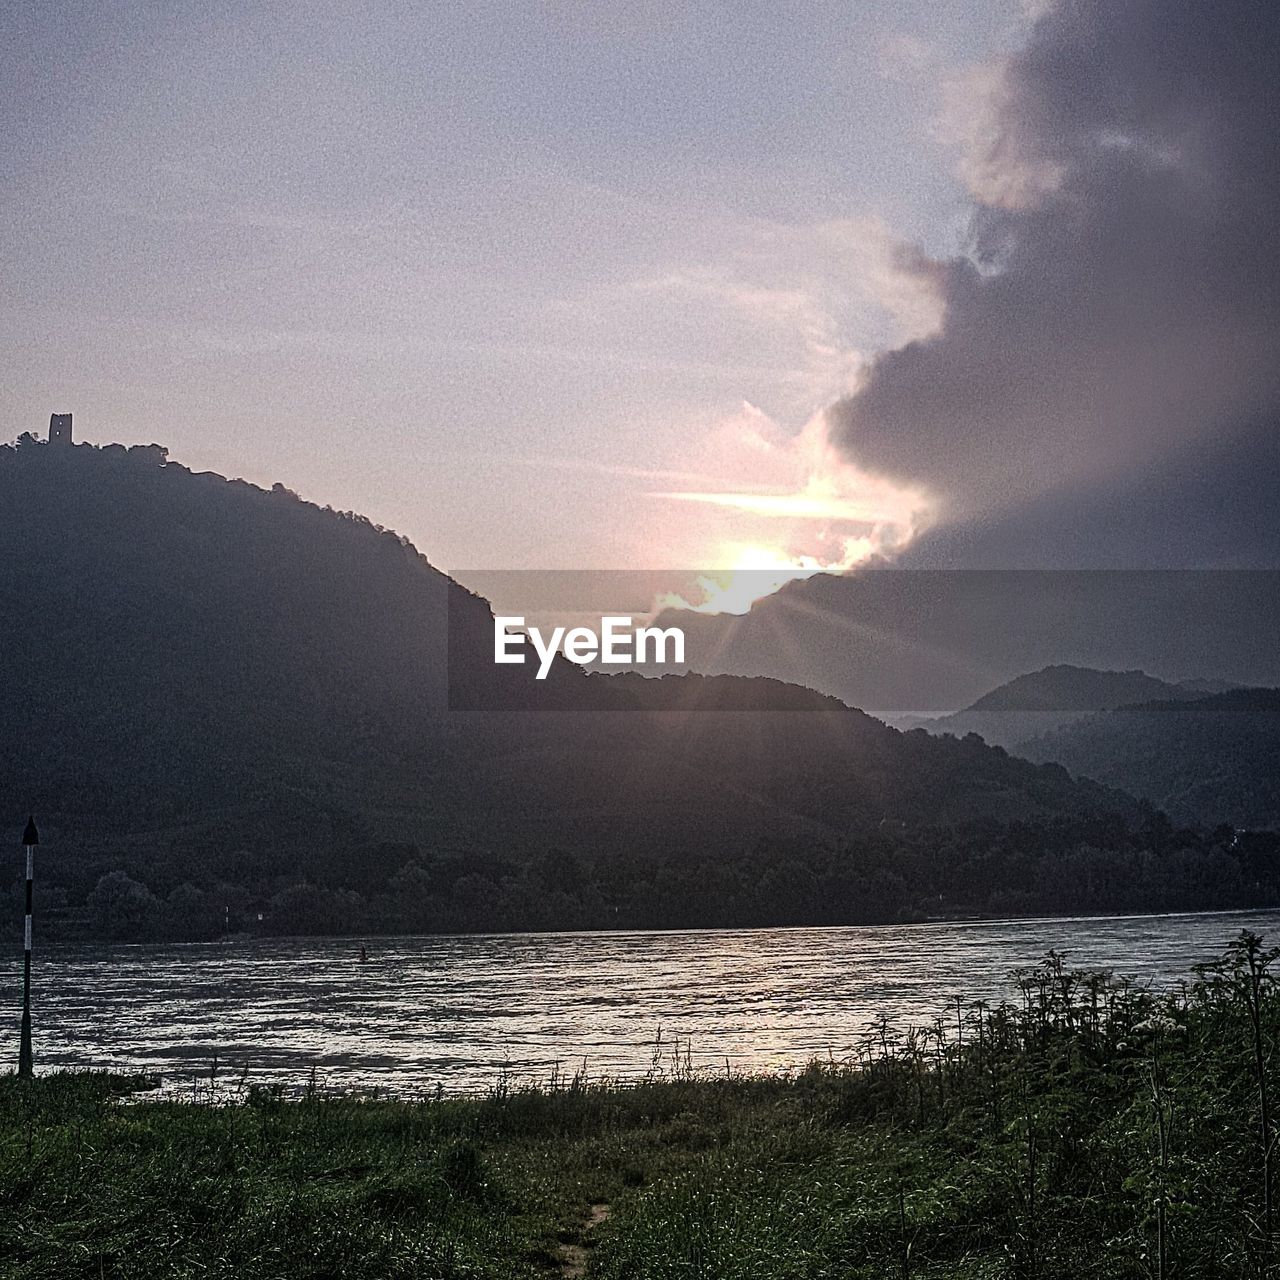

left=49, top=413, right=73, bottom=446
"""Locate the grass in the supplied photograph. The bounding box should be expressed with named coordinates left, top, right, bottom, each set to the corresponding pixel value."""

left=3, top=932, right=1280, bottom=1278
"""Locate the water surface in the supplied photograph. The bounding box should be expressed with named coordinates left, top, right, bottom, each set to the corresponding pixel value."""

left=5, top=910, right=1276, bottom=1096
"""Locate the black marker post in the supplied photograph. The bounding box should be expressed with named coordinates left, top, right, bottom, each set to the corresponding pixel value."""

left=19, top=816, right=38, bottom=1078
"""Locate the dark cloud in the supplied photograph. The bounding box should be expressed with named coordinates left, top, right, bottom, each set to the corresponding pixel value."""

left=900, top=416, right=1280, bottom=568
left=830, top=0, right=1280, bottom=558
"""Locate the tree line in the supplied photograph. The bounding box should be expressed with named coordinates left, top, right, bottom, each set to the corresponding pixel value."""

left=17, top=813, right=1280, bottom=943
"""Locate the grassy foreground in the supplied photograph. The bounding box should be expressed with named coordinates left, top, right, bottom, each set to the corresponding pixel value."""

left=3, top=934, right=1280, bottom=1278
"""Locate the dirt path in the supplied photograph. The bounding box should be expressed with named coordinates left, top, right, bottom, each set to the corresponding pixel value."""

left=557, top=1202, right=611, bottom=1277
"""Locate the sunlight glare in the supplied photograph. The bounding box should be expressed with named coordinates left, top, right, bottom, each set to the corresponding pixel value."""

left=667, top=540, right=874, bottom=616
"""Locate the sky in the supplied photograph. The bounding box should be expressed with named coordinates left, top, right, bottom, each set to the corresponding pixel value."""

left=4, top=0, right=1276, bottom=590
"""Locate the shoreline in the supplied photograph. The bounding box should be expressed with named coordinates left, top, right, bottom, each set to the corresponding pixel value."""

left=5, top=947, right=1277, bottom=1276
left=39, top=901, right=1280, bottom=950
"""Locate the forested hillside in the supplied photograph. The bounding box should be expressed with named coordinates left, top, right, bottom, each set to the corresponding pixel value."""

left=4, top=433, right=1249, bottom=940
left=1022, top=689, right=1280, bottom=828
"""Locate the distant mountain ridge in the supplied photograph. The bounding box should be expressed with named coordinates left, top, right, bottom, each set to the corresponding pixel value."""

left=1020, top=688, right=1280, bottom=829
left=651, top=569, right=1280, bottom=716
left=965, top=666, right=1205, bottom=713
left=905, top=666, right=1280, bottom=831
left=903, top=664, right=1236, bottom=753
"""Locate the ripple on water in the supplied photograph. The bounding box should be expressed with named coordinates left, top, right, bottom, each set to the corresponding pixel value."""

left=5, top=910, right=1276, bottom=1098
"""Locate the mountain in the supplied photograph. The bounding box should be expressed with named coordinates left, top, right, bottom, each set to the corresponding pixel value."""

left=1175, top=678, right=1243, bottom=696
left=906, top=665, right=1217, bottom=751
left=965, top=666, right=1198, bottom=713
left=652, top=569, right=1280, bottom=716
left=1019, top=688, right=1280, bottom=829
left=0, top=432, right=1231, bottom=939
left=0, top=435, right=1128, bottom=822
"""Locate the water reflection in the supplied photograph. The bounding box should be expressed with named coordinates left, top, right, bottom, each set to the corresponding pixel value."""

left=3, top=910, right=1277, bottom=1097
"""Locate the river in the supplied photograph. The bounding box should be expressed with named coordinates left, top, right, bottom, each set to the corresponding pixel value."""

left=6, top=909, right=1278, bottom=1097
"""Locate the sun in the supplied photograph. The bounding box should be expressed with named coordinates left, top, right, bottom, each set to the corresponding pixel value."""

left=681, top=544, right=833, bottom=616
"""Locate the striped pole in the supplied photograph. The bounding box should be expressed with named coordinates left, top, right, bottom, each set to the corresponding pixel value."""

left=18, top=815, right=38, bottom=1079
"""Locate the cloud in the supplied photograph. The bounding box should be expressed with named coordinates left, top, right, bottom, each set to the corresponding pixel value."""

left=623, top=214, right=947, bottom=412
left=650, top=403, right=932, bottom=581
left=828, top=0, right=1280, bottom=550
left=655, top=486, right=909, bottom=524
